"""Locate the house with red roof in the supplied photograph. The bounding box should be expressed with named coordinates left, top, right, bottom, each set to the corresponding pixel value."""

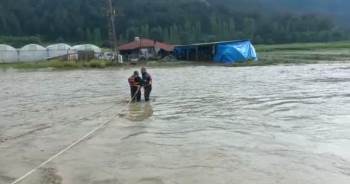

left=118, top=37, right=174, bottom=61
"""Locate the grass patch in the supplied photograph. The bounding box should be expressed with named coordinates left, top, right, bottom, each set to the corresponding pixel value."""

left=256, top=41, right=350, bottom=52
left=255, top=41, right=350, bottom=65
left=0, top=60, right=120, bottom=70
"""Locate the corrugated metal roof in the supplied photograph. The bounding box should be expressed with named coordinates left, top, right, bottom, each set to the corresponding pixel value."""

left=175, top=39, right=250, bottom=47
left=119, top=38, right=174, bottom=52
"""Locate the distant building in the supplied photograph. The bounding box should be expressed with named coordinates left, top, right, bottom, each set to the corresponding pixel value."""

left=119, top=37, right=174, bottom=61
left=174, top=40, right=258, bottom=64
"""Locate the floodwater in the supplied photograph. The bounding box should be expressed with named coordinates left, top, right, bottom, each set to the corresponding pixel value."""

left=1, top=64, right=350, bottom=184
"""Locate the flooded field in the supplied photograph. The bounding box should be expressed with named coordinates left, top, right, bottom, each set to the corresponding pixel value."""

left=1, top=64, right=350, bottom=184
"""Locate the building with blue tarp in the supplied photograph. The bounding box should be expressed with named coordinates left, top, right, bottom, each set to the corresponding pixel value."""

left=173, top=40, right=257, bottom=64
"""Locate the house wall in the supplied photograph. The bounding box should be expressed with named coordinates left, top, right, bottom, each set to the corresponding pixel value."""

left=120, top=47, right=158, bottom=61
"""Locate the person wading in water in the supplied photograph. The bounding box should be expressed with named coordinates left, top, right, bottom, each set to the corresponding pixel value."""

left=141, top=67, right=152, bottom=102
left=128, top=71, right=142, bottom=102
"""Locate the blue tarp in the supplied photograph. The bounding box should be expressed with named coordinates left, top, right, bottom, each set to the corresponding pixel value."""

left=213, top=40, right=257, bottom=64
left=173, top=40, right=258, bottom=64
left=173, top=47, right=189, bottom=60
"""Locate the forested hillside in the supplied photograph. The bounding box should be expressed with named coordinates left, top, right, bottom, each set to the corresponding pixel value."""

left=0, top=0, right=349, bottom=47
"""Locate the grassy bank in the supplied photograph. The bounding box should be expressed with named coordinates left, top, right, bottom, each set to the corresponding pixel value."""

left=256, top=41, right=350, bottom=65
left=0, top=60, right=120, bottom=70
left=255, top=41, right=350, bottom=52
left=0, top=59, right=204, bottom=70
left=1, top=41, right=350, bottom=70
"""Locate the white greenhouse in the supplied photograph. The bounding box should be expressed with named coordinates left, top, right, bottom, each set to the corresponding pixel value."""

left=47, top=43, right=72, bottom=58
left=0, top=44, right=18, bottom=63
left=19, top=44, right=47, bottom=62
left=72, top=44, right=102, bottom=53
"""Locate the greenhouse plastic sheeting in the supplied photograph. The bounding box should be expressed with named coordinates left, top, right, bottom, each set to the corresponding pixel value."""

left=72, top=44, right=101, bottom=53
left=47, top=43, right=72, bottom=58
left=0, top=44, right=18, bottom=63
left=19, top=44, right=47, bottom=62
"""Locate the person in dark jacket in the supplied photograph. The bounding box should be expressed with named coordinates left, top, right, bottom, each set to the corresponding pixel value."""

left=128, top=71, right=142, bottom=102
left=141, top=67, right=152, bottom=101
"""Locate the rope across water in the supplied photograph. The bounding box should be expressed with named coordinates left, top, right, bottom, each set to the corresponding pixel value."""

left=10, top=87, right=141, bottom=184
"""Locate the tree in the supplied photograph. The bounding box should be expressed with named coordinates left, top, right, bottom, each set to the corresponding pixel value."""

left=150, top=26, right=163, bottom=41
left=162, top=27, right=170, bottom=42
left=169, top=24, right=180, bottom=44
left=228, top=18, right=236, bottom=39
left=85, top=28, right=93, bottom=43
left=93, top=28, right=102, bottom=46
left=0, top=0, right=348, bottom=44
left=243, top=18, right=256, bottom=39
left=140, top=24, right=150, bottom=38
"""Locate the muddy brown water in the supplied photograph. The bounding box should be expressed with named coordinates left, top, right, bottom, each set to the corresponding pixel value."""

left=1, top=64, right=350, bottom=184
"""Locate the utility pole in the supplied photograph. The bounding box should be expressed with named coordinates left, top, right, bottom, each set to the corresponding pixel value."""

left=106, top=0, right=119, bottom=62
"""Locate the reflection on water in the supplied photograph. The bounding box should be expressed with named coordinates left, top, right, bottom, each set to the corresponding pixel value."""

left=1, top=64, right=350, bottom=184
left=127, top=102, right=154, bottom=121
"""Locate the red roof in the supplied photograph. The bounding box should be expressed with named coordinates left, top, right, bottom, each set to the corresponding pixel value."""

left=119, top=38, right=174, bottom=52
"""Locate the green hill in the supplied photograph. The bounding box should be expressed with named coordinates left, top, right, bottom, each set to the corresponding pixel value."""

left=0, top=0, right=349, bottom=46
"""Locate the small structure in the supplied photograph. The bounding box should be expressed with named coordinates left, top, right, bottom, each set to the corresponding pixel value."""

left=72, top=44, right=102, bottom=60
left=0, top=44, right=18, bottom=63
left=47, top=43, right=72, bottom=59
left=119, top=37, right=174, bottom=61
left=174, top=40, right=257, bottom=64
left=19, top=44, right=47, bottom=62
